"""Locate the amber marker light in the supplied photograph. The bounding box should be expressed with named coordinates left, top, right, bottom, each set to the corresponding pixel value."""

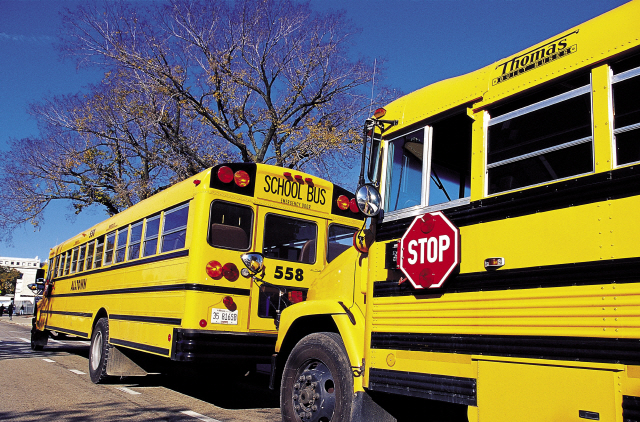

left=234, top=170, right=250, bottom=187
left=217, top=166, right=234, bottom=183
left=206, top=260, right=224, bottom=280
left=373, top=108, right=387, bottom=119
left=337, top=195, right=350, bottom=210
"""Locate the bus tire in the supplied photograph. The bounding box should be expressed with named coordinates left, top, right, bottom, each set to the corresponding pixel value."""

left=89, top=318, right=111, bottom=384
left=281, top=332, right=354, bottom=422
left=30, top=325, right=48, bottom=351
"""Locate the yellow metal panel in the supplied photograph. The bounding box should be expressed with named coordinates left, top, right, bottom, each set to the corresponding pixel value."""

left=476, top=360, right=619, bottom=422
left=370, top=348, right=476, bottom=380
left=592, top=64, right=614, bottom=173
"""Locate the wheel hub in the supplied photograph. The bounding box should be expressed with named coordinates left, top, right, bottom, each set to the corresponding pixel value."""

left=292, top=362, right=335, bottom=421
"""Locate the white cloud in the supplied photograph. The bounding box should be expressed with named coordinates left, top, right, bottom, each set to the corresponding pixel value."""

left=0, top=32, right=54, bottom=43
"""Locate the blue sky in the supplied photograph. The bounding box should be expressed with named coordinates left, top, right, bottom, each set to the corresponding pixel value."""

left=0, top=0, right=629, bottom=261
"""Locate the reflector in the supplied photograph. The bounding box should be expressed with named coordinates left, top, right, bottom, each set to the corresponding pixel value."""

left=349, top=198, right=360, bottom=213
left=288, top=290, right=304, bottom=304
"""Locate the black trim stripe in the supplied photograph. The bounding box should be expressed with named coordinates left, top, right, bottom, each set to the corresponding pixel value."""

left=41, top=310, right=92, bottom=318
left=45, top=325, right=88, bottom=338
left=368, top=368, right=477, bottom=406
left=51, top=283, right=250, bottom=298
left=110, top=338, right=170, bottom=356
left=374, top=257, right=640, bottom=297
left=371, top=332, right=640, bottom=366
left=376, top=166, right=640, bottom=242
left=111, top=314, right=181, bottom=326
left=53, top=249, right=189, bottom=282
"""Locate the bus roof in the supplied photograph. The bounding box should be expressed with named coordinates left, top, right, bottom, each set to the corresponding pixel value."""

left=381, top=0, right=640, bottom=135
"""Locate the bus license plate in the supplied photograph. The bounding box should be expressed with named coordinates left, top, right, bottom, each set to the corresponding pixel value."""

left=211, top=308, right=238, bottom=325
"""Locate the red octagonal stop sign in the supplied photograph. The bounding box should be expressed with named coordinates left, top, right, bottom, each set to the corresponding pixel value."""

left=398, top=211, right=460, bottom=289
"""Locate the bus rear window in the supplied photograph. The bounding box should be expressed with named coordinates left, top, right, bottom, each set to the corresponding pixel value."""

left=209, top=201, right=253, bottom=250
left=263, top=214, right=317, bottom=264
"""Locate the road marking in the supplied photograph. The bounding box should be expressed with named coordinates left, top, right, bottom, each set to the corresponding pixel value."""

left=181, top=410, right=222, bottom=422
left=42, top=359, right=56, bottom=363
left=19, top=337, right=30, bottom=343
left=69, top=369, right=86, bottom=375
left=116, top=387, right=141, bottom=395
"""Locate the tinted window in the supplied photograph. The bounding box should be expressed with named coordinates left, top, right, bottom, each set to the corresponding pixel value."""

left=77, top=244, right=86, bottom=272
left=114, top=227, right=128, bottom=263
left=94, top=236, right=104, bottom=268
left=85, top=241, right=95, bottom=270
left=263, top=214, right=317, bottom=264
left=209, top=201, right=253, bottom=250
left=70, top=248, right=78, bottom=274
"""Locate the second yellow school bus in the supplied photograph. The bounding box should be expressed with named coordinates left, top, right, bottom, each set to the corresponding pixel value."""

left=31, top=162, right=363, bottom=383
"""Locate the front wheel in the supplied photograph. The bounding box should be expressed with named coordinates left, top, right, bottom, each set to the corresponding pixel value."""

left=89, top=318, right=111, bottom=384
left=281, top=332, right=354, bottom=422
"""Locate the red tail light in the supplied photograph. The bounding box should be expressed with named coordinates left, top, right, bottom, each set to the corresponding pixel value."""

left=223, top=296, right=237, bottom=311
left=206, top=261, right=223, bottom=280
left=222, top=263, right=239, bottom=281
left=217, top=166, right=234, bottom=183
left=294, top=174, right=304, bottom=183
left=234, top=170, right=250, bottom=187
left=288, top=290, right=304, bottom=304
left=349, top=198, right=359, bottom=213
left=336, top=195, right=349, bottom=210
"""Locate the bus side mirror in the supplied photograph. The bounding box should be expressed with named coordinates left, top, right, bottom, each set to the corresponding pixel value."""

left=240, top=253, right=265, bottom=277
left=356, top=184, right=382, bottom=217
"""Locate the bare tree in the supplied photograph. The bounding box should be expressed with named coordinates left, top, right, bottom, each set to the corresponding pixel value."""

left=60, top=0, right=391, bottom=172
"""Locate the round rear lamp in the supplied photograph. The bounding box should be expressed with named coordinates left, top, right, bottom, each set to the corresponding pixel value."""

left=217, top=166, right=234, bottom=183
left=234, top=170, right=250, bottom=187
left=206, top=260, right=223, bottom=280
left=199, top=319, right=207, bottom=328
left=336, top=195, right=349, bottom=210
left=349, top=198, right=360, bottom=213
left=222, top=262, right=239, bottom=282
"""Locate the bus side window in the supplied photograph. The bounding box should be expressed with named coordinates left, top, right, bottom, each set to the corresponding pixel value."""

left=612, top=56, right=640, bottom=166
left=487, top=73, right=593, bottom=194
left=327, top=224, right=357, bottom=263
left=70, top=247, right=79, bottom=274
left=78, top=244, right=87, bottom=272
left=94, top=236, right=104, bottom=268
left=114, top=226, right=128, bottom=263
left=384, top=129, right=425, bottom=211
left=104, top=232, right=116, bottom=265
left=143, top=215, right=161, bottom=257
left=428, top=114, right=472, bottom=206
left=128, top=221, right=143, bottom=260
left=161, top=203, right=189, bottom=253
left=56, top=254, right=63, bottom=278
left=64, top=251, right=71, bottom=275
left=85, top=240, right=95, bottom=270
left=208, top=201, right=253, bottom=250
left=263, top=214, right=317, bottom=264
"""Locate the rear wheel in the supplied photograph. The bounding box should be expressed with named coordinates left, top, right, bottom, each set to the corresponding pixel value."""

left=281, top=332, right=354, bottom=422
left=89, top=318, right=111, bottom=384
left=30, top=319, right=48, bottom=351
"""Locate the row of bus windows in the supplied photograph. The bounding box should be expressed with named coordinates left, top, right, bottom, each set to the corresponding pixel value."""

left=54, top=203, right=189, bottom=278
left=208, top=201, right=356, bottom=264
left=384, top=54, right=640, bottom=212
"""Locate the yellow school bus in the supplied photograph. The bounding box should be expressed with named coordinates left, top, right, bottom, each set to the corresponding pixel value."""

left=31, top=163, right=363, bottom=383
left=272, top=2, right=640, bottom=421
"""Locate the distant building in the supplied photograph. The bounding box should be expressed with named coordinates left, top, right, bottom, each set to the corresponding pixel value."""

left=0, top=256, right=43, bottom=313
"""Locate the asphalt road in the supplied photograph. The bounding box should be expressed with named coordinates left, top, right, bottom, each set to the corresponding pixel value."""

left=0, top=315, right=281, bottom=422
